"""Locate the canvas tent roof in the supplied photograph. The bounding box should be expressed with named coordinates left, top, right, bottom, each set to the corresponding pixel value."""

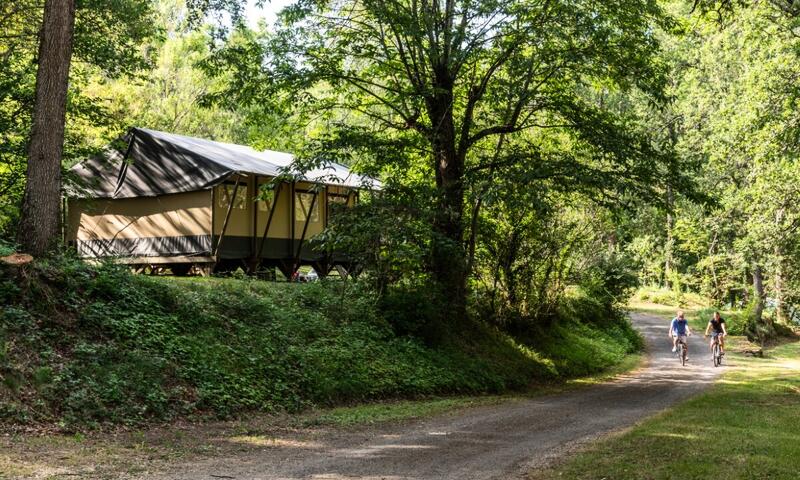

left=69, top=127, right=378, bottom=199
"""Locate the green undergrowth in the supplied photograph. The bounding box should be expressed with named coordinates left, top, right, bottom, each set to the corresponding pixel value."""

left=304, top=395, right=509, bottom=427
left=530, top=338, right=800, bottom=480
left=0, top=255, right=641, bottom=429
left=631, top=286, right=709, bottom=310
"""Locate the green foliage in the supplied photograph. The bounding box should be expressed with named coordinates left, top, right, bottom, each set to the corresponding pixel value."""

left=0, top=256, right=642, bottom=429
left=0, top=240, right=14, bottom=257
left=307, top=396, right=503, bottom=427
left=198, top=0, right=696, bottom=328
left=535, top=291, right=644, bottom=378
left=0, top=0, right=272, bottom=240
left=623, top=2, right=800, bottom=336
left=0, top=0, right=161, bottom=237
left=633, top=286, right=709, bottom=309
left=579, top=250, right=639, bottom=308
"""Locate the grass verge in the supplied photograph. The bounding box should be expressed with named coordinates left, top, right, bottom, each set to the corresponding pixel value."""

left=529, top=327, right=800, bottom=479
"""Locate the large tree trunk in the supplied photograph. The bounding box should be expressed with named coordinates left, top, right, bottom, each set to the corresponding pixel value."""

left=428, top=78, right=467, bottom=324
left=17, top=0, right=76, bottom=256
left=430, top=145, right=467, bottom=321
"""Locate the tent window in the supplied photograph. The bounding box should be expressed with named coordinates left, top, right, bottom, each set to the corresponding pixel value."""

left=257, top=189, right=273, bottom=212
left=295, top=192, right=319, bottom=223
left=257, top=198, right=272, bottom=212
left=328, top=194, right=348, bottom=217
left=217, top=184, right=247, bottom=210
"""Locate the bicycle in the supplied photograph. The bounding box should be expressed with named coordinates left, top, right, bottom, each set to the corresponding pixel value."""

left=708, top=333, right=724, bottom=367
left=674, top=335, right=689, bottom=366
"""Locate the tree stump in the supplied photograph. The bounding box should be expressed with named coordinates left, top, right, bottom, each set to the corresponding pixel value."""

left=1, top=253, right=34, bottom=266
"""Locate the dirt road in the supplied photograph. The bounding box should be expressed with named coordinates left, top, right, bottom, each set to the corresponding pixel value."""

left=146, top=313, right=720, bottom=480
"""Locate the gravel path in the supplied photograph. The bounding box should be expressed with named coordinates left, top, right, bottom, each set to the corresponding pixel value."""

left=148, top=313, right=720, bottom=480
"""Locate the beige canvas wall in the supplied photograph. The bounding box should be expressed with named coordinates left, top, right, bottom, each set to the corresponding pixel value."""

left=214, top=179, right=334, bottom=241
left=67, top=175, right=357, bottom=247
left=68, top=190, right=212, bottom=241
left=254, top=180, right=290, bottom=238
left=293, top=182, right=325, bottom=239
left=327, top=185, right=356, bottom=206
left=212, top=175, right=253, bottom=238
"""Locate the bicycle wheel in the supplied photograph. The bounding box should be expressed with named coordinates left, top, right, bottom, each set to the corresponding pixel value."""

left=680, top=343, right=687, bottom=366
left=712, top=343, right=720, bottom=367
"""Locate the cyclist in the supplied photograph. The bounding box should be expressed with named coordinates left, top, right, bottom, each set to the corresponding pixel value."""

left=669, top=310, right=692, bottom=358
left=704, top=311, right=727, bottom=355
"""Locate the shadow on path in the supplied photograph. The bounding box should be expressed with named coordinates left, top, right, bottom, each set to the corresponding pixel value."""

left=150, top=313, right=721, bottom=480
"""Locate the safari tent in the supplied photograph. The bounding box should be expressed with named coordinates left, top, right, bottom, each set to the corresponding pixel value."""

left=65, top=128, right=376, bottom=277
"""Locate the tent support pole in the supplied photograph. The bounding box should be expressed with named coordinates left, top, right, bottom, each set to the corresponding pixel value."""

left=213, top=176, right=241, bottom=259
left=257, top=184, right=282, bottom=259
left=251, top=176, right=258, bottom=260
left=293, top=190, right=318, bottom=274
left=290, top=181, right=295, bottom=258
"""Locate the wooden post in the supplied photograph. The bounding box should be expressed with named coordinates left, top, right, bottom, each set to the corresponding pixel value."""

left=324, top=185, right=329, bottom=228
left=210, top=187, right=215, bottom=255
left=290, top=181, right=296, bottom=258
left=251, top=176, right=258, bottom=259
left=213, top=177, right=241, bottom=259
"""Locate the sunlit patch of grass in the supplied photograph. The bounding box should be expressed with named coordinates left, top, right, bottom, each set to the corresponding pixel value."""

left=650, top=432, right=699, bottom=440
left=626, top=300, right=684, bottom=318
left=631, top=287, right=710, bottom=309
left=529, top=339, right=800, bottom=480
left=225, top=435, right=322, bottom=449
left=302, top=396, right=510, bottom=427
left=0, top=454, right=41, bottom=479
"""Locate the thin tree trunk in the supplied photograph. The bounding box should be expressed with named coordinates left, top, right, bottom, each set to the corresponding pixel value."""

left=17, top=0, right=76, bottom=256
left=466, top=134, right=505, bottom=275
left=663, top=122, right=678, bottom=290
left=752, top=263, right=774, bottom=342
left=774, top=255, right=786, bottom=324
left=753, top=264, right=764, bottom=324
left=708, top=232, right=719, bottom=299
left=774, top=208, right=787, bottom=324
left=664, top=185, right=674, bottom=289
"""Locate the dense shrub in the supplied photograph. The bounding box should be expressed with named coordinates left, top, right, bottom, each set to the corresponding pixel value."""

left=0, top=255, right=642, bottom=429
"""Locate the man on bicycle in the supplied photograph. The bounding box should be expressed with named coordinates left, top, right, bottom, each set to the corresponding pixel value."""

left=669, top=310, right=692, bottom=358
left=704, top=311, right=727, bottom=355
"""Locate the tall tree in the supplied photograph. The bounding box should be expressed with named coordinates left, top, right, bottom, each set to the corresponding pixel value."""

left=17, top=0, right=77, bottom=255
left=8, top=0, right=242, bottom=252
left=210, top=0, right=678, bottom=322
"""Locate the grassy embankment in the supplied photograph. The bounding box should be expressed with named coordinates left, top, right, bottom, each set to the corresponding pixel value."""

left=531, top=291, right=800, bottom=480
left=0, top=254, right=643, bottom=430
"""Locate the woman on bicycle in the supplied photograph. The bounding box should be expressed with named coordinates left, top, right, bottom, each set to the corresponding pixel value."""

left=704, top=311, right=727, bottom=355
